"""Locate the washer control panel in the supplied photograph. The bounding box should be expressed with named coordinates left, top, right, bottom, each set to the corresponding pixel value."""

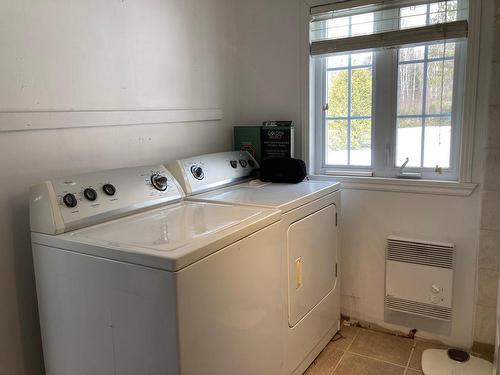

left=167, top=151, right=259, bottom=195
left=30, top=165, right=184, bottom=235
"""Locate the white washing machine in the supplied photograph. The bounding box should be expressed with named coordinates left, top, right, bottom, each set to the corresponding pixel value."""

left=168, top=151, right=341, bottom=375
left=30, top=164, right=284, bottom=375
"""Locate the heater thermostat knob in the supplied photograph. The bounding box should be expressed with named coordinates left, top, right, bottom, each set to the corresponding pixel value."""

left=431, top=284, right=441, bottom=294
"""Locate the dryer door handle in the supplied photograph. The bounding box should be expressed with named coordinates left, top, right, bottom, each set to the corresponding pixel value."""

left=295, top=257, right=302, bottom=289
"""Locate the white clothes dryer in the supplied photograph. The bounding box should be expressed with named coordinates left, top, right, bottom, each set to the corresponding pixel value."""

left=168, top=151, right=341, bottom=375
left=30, top=164, right=283, bottom=375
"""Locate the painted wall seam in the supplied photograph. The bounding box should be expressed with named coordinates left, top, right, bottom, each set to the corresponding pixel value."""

left=0, top=109, right=224, bottom=132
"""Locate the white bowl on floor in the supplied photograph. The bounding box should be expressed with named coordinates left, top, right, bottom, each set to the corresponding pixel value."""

left=422, top=349, right=492, bottom=375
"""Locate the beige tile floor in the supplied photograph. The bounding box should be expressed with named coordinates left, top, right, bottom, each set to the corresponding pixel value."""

left=304, top=325, right=447, bottom=375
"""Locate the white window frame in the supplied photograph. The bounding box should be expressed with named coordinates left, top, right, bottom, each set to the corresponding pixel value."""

left=302, top=0, right=482, bottom=190
left=313, top=2, right=467, bottom=181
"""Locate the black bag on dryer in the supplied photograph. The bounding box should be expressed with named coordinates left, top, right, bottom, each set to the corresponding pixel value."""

left=260, top=158, right=307, bottom=183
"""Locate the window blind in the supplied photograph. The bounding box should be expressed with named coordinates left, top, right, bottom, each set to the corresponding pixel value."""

left=310, top=0, right=468, bottom=56
left=311, top=0, right=452, bottom=16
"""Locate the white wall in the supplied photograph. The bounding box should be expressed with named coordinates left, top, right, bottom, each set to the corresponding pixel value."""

left=475, top=0, right=500, bottom=348
left=233, top=0, right=302, bottom=153
left=233, top=0, right=490, bottom=348
left=0, top=1, right=237, bottom=374
left=341, top=189, right=481, bottom=347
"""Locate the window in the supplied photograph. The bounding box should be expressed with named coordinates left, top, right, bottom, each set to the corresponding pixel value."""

left=325, top=16, right=374, bottom=167
left=310, top=0, right=468, bottom=180
left=396, top=42, right=456, bottom=169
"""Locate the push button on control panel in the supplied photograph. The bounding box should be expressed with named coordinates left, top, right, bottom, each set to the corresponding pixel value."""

left=83, top=188, right=97, bottom=201
left=63, top=193, right=78, bottom=208
left=102, top=184, right=116, bottom=196
left=230, top=160, right=238, bottom=169
left=239, top=159, right=247, bottom=168
left=248, top=159, right=255, bottom=168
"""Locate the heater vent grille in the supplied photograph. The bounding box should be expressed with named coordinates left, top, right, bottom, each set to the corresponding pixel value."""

left=385, top=295, right=452, bottom=321
left=385, top=236, right=454, bottom=327
left=387, top=237, right=454, bottom=269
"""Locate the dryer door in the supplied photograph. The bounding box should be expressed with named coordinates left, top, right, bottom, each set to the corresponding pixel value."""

left=288, top=203, right=338, bottom=327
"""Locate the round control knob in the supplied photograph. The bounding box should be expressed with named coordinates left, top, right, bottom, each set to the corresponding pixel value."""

left=191, top=165, right=204, bottom=180
left=151, top=174, right=168, bottom=191
left=239, top=159, right=248, bottom=168
left=83, top=188, right=97, bottom=201
left=63, top=193, right=78, bottom=208
left=248, top=159, right=255, bottom=168
left=102, top=184, right=116, bottom=196
left=430, top=295, right=440, bottom=304
left=431, top=284, right=441, bottom=294
left=230, top=160, right=238, bottom=169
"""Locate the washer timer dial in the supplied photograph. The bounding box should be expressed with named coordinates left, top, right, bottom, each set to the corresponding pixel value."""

left=151, top=173, right=168, bottom=191
left=190, top=165, right=205, bottom=180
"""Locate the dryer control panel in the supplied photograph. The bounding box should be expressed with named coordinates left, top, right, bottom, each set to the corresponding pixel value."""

left=167, top=151, right=259, bottom=195
left=30, top=165, right=184, bottom=234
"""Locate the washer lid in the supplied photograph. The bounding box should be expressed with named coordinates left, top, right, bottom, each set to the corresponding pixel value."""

left=32, top=201, right=281, bottom=271
left=191, top=180, right=340, bottom=212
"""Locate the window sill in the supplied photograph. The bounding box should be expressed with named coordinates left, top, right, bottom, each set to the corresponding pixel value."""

left=309, top=174, right=478, bottom=196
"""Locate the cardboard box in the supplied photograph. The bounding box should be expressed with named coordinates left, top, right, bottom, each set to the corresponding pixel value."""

left=234, top=126, right=294, bottom=164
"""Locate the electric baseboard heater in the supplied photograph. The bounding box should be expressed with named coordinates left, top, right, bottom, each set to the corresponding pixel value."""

left=384, top=236, right=454, bottom=335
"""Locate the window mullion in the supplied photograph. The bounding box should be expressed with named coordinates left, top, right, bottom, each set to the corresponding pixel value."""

left=451, top=40, right=466, bottom=175
left=314, top=57, right=326, bottom=173
left=420, top=45, right=429, bottom=168
left=451, top=0, right=468, bottom=177
left=347, top=16, right=353, bottom=166
left=347, top=56, right=352, bottom=166
left=315, top=19, right=328, bottom=173
left=418, top=4, right=432, bottom=168
left=372, top=49, right=398, bottom=177
left=322, top=60, right=328, bottom=168
left=372, top=7, right=399, bottom=178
